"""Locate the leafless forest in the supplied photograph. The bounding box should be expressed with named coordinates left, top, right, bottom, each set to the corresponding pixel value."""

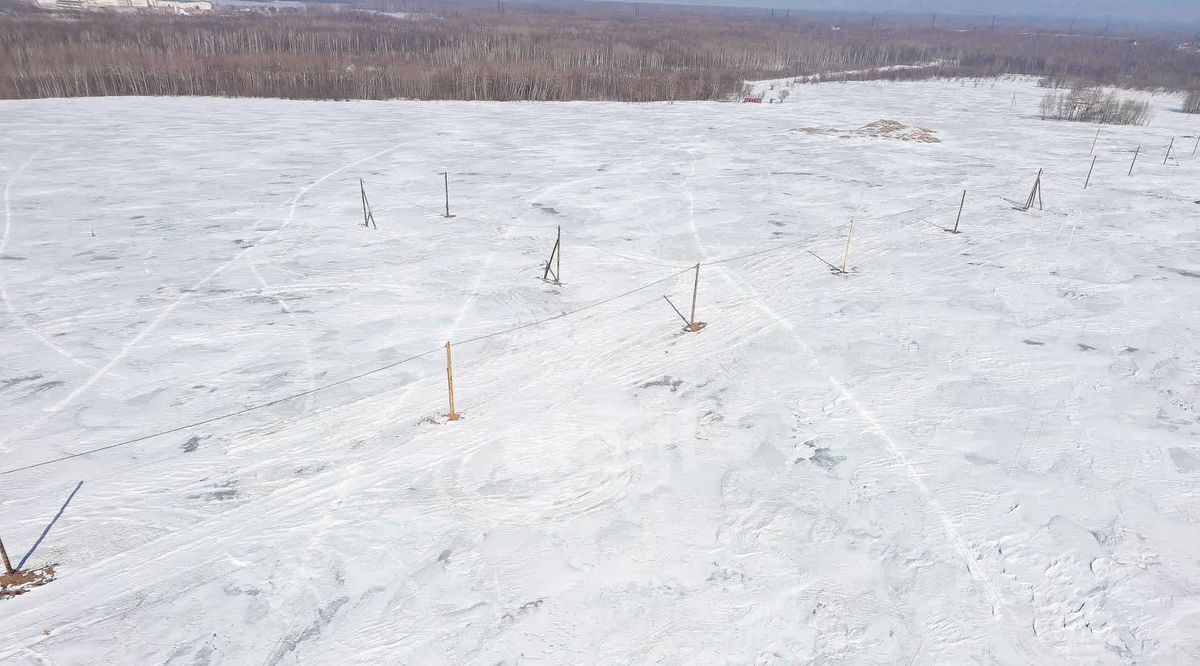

left=2, top=1, right=1199, bottom=101
left=1186, top=90, right=1200, bottom=114
left=1038, top=87, right=1153, bottom=125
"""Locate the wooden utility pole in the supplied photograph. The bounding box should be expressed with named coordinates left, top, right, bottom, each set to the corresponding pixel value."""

left=1017, top=169, right=1043, bottom=211
left=1084, top=155, right=1097, bottom=189
left=1090, top=128, right=1100, bottom=155
left=359, top=179, right=377, bottom=229
left=841, top=219, right=855, bottom=272
left=445, top=342, right=460, bottom=421
left=663, top=265, right=705, bottom=332
left=685, top=263, right=704, bottom=332
left=1034, top=169, right=1043, bottom=210
left=0, top=534, right=14, bottom=574
left=1163, top=137, right=1175, bottom=165
left=440, top=171, right=455, bottom=218
left=541, top=226, right=561, bottom=285
left=952, top=190, right=966, bottom=233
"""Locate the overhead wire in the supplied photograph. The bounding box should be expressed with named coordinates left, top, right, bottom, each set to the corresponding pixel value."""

left=6, top=129, right=1088, bottom=478
left=0, top=266, right=695, bottom=476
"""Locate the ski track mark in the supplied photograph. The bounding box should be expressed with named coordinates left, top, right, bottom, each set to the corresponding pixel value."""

left=1, top=153, right=100, bottom=374
left=679, top=147, right=1030, bottom=660
left=0, top=142, right=410, bottom=450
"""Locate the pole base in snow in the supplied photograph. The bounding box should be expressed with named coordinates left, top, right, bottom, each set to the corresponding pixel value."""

left=447, top=412, right=461, bottom=422
left=443, top=214, right=456, bottom=219
left=683, top=322, right=707, bottom=333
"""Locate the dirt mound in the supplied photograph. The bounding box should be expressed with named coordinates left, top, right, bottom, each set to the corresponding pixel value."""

left=1, top=566, right=56, bottom=600
left=790, top=119, right=940, bottom=143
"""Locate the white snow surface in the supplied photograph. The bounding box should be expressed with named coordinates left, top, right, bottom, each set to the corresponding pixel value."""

left=1, top=79, right=1199, bottom=664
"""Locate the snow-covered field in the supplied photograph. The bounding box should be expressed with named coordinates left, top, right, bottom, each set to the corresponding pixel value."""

left=1, top=78, right=1198, bottom=664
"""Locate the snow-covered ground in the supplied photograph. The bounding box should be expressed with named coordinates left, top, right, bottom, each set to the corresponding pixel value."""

left=1, top=78, right=1198, bottom=663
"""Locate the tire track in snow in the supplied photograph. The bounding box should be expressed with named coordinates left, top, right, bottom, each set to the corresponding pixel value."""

left=0, top=143, right=410, bottom=450
left=267, top=221, right=519, bottom=652
left=245, top=259, right=316, bottom=412
left=1, top=153, right=99, bottom=373
left=678, top=147, right=1033, bottom=659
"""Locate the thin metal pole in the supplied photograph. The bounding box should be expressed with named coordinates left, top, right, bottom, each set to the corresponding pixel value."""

left=0, top=535, right=14, bottom=574
left=688, top=263, right=700, bottom=327
left=441, top=172, right=452, bottom=218
left=1084, top=155, right=1096, bottom=189
left=445, top=342, right=460, bottom=421
left=1163, top=137, right=1175, bottom=165
left=1193, top=135, right=1199, bottom=156
left=952, top=190, right=965, bottom=233
left=1129, top=145, right=1140, bottom=175
left=555, top=225, right=561, bottom=284
left=663, top=295, right=690, bottom=326
left=1090, top=128, right=1100, bottom=155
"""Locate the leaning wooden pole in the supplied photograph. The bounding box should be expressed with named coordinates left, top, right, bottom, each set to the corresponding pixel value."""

left=1035, top=169, right=1043, bottom=210
left=359, top=179, right=377, bottom=229
left=445, top=341, right=460, bottom=421
left=0, top=534, right=14, bottom=574
left=952, top=190, right=966, bottom=233
left=1084, top=156, right=1097, bottom=189
left=360, top=179, right=368, bottom=227
left=1129, top=145, right=1140, bottom=175
left=841, top=219, right=855, bottom=272
left=541, top=226, right=561, bottom=285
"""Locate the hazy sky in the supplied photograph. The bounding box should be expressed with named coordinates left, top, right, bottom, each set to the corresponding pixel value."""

left=695, top=0, right=1200, bottom=24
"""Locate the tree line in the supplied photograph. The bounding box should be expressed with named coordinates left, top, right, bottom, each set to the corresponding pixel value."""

left=1039, top=87, right=1153, bottom=125
left=1, top=6, right=1198, bottom=101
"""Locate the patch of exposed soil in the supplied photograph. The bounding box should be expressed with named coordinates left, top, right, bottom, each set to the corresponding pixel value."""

left=1, top=566, right=56, bottom=600
left=790, top=119, right=940, bottom=143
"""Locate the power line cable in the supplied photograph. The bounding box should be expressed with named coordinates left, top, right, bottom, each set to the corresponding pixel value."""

left=0, top=347, right=445, bottom=476
left=0, top=267, right=694, bottom=476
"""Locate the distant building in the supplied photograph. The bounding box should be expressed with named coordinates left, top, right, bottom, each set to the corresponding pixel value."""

left=36, top=0, right=209, bottom=11
left=215, top=0, right=305, bottom=12
left=743, top=96, right=763, bottom=104
left=151, top=0, right=212, bottom=12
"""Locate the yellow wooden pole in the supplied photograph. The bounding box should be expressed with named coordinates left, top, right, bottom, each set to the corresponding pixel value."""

left=688, top=263, right=699, bottom=328
left=445, top=341, right=460, bottom=421
left=840, top=219, right=854, bottom=274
